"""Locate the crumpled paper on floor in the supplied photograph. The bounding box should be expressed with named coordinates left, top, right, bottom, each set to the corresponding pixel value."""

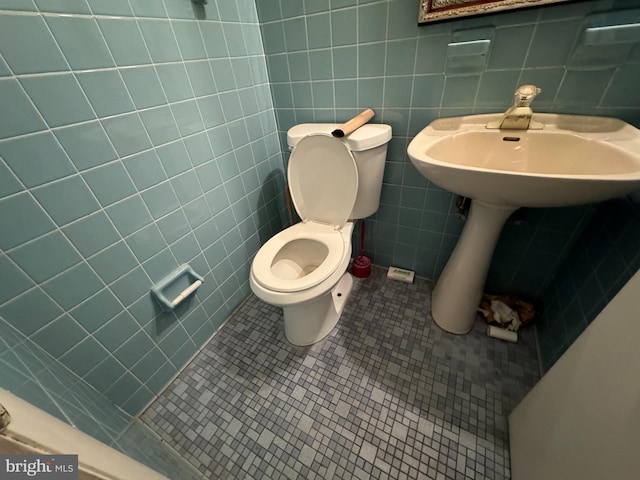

left=478, top=294, right=535, bottom=332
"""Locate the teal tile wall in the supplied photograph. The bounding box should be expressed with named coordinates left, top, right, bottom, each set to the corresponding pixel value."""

left=0, top=315, right=203, bottom=479
left=537, top=194, right=640, bottom=372
left=258, top=0, right=640, bottom=300
left=0, top=0, right=286, bottom=414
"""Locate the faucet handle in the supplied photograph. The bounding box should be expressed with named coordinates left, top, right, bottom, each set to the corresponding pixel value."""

left=514, top=85, right=541, bottom=106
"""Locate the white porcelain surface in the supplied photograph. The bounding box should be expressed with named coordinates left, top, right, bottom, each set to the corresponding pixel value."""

left=287, top=123, right=392, bottom=151
left=251, top=222, right=346, bottom=293
left=408, top=113, right=640, bottom=208
left=251, top=122, right=391, bottom=345
left=408, top=113, right=640, bottom=335
left=431, top=201, right=516, bottom=334
left=288, top=134, right=358, bottom=227
left=250, top=222, right=354, bottom=307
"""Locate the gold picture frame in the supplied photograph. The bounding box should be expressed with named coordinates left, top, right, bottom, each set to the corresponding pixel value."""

left=419, top=0, right=572, bottom=24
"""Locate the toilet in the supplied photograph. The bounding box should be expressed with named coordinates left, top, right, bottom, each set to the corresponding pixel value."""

left=250, top=123, right=392, bottom=346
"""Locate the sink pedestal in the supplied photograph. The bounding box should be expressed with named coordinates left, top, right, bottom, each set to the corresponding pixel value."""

left=432, top=200, right=517, bottom=334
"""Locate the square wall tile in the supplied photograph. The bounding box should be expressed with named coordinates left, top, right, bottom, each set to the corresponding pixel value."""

left=185, top=61, right=217, bottom=97
left=0, top=79, right=47, bottom=139
left=525, top=19, right=582, bottom=67
left=109, top=266, right=151, bottom=306
left=142, top=248, right=178, bottom=283
left=54, top=121, right=118, bottom=171
left=120, top=66, right=167, bottom=109
left=171, top=171, right=202, bottom=204
left=172, top=20, right=207, bottom=60
left=34, top=0, right=91, bottom=14
left=183, top=132, right=213, bottom=166
left=200, top=22, right=229, bottom=58
left=126, top=224, right=167, bottom=263
left=62, top=211, right=121, bottom=257
left=0, top=192, right=55, bottom=250
left=123, top=151, right=167, bottom=191
left=556, top=69, right=614, bottom=107
left=0, top=13, right=67, bottom=74
left=20, top=74, right=95, bottom=128
left=0, top=254, right=34, bottom=305
left=106, top=195, right=153, bottom=237
left=114, top=331, right=154, bottom=369
left=442, top=75, right=480, bottom=108
left=60, top=336, right=108, bottom=377
left=358, top=3, right=387, bottom=43
left=103, top=372, right=142, bottom=406
left=0, top=132, right=76, bottom=188
left=307, top=12, right=332, bottom=49
left=87, top=0, right=133, bottom=16
left=88, top=241, right=137, bottom=285
left=32, top=175, right=99, bottom=226
left=102, top=113, right=152, bottom=157
left=45, top=15, right=114, bottom=70
left=183, top=196, right=209, bottom=230
left=8, top=231, right=81, bottom=283
left=489, top=25, right=535, bottom=70
left=76, top=70, right=134, bottom=118
left=198, top=95, right=225, bottom=129
left=157, top=209, right=191, bottom=244
left=31, top=314, right=86, bottom=359
left=170, top=100, right=203, bottom=137
left=94, top=311, right=140, bottom=352
left=385, top=39, right=417, bottom=75
left=156, top=64, right=193, bottom=102
left=331, top=9, right=357, bottom=47
left=82, top=162, right=137, bottom=207
left=415, top=34, right=449, bottom=74
left=83, top=356, right=127, bottom=394
left=223, top=23, right=247, bottom=57
left=156, top=141, right=191, bottom=177
left=96, top=17, right=151, bottom=66
left=131, top=347, right=166, bottom=383
left=0, top=287, right=63, bottom=336
left=141, top=182, right=179, bottom=220
left=139, top=106, right=181, bottom=146
left=70, top=288, right=122, bottom=333
left=129, top=0, right=167, bottom=18
left=602, top=64, right=640, bottom=107
left=42, top=262, right=103, bottom=311
left=138, top=19, right=182, bottom=63
left=219, top=58, right=246, bottom=94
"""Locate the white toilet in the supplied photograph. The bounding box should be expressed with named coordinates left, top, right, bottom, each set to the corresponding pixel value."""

left=250, top=123, right=392, bottom=346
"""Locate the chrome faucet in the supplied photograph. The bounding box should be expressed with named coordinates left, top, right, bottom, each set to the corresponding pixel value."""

left=487, top=85, right=543, bottom=130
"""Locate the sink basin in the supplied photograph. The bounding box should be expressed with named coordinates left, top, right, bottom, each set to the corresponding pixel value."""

left=408, top=113, right=640, bottom=207
left=407, top=113, right=640, bottom=335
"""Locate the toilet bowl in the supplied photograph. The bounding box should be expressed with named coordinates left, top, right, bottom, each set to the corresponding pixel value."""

left=250, top=123, right=392, bottom=346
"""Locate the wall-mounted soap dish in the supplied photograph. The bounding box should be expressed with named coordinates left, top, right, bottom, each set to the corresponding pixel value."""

left=151, top=264, right=204, bottom=311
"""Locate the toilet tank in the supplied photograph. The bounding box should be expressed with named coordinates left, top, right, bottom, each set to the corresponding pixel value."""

left=287, top=123, right=392, bottom=219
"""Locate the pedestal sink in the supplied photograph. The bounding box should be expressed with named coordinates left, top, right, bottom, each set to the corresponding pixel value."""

left=408, top=113, right=640, bottom=334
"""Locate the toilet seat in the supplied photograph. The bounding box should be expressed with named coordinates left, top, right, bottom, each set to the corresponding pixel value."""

left=252, top=134, right=358, bottom=294
left=251, top=222, right=346, bottom=293
left=287, top=134, right=358, bottom=228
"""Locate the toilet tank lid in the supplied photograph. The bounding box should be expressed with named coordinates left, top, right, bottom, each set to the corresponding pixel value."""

left=287, top=123, right=391, bottom=152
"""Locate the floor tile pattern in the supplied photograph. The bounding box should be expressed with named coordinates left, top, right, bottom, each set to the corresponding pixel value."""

left=143, top=268, right=539, bottom=479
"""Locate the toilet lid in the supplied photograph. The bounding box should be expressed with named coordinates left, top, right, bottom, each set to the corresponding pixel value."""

left=288, top=134, right=358, bottom=228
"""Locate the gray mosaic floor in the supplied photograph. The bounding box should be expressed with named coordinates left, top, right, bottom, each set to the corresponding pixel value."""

left=142, top=268, right=540, bottom=479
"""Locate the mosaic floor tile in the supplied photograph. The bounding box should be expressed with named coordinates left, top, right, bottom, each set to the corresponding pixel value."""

left=142, top=268, right=540, bottom=479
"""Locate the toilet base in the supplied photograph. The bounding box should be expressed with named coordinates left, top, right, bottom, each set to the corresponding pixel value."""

left=283, top=273, right=353, bottom=346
